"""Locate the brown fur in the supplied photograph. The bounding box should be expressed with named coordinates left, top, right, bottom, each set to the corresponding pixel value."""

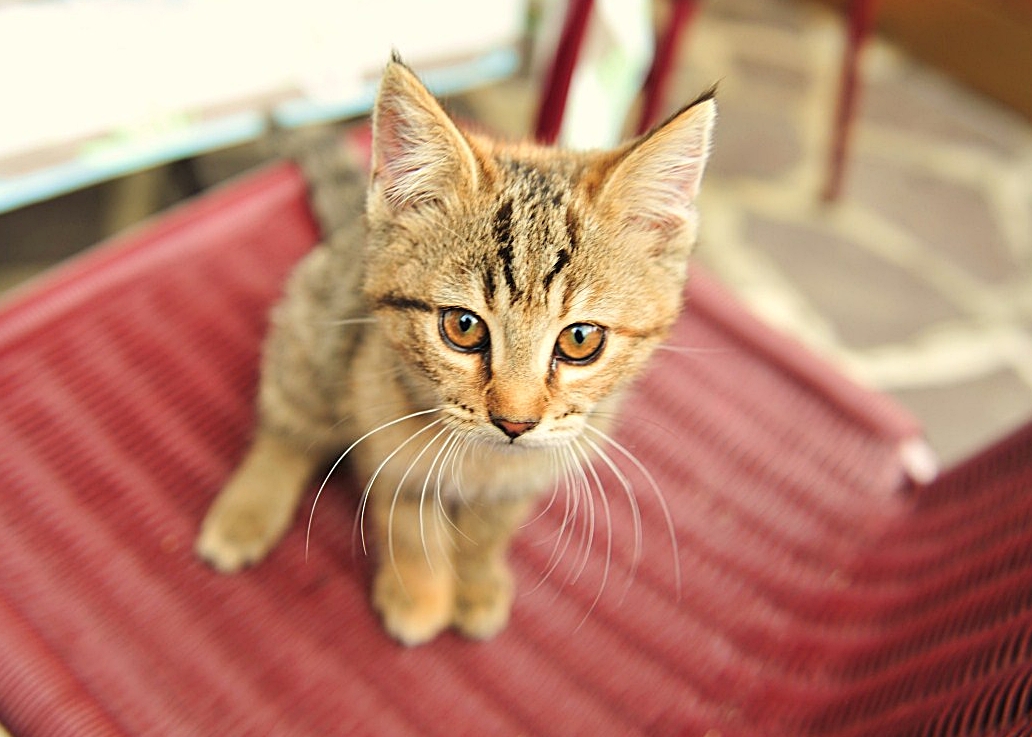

left=196, top=58, right=715, bottom=645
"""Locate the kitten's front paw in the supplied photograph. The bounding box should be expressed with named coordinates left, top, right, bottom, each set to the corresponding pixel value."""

left=454, top=562, right=514, bottom=641
left=195, top=435, right=314, bottom=573
left=373, top=565, right=455, bottom=646
left=195, top=495, right=292, bottom=573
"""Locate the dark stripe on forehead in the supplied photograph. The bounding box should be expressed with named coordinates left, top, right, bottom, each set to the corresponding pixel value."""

left=482, top=267, right=496, bottom=307
left=565, top=206, right=580, bottom=253
left=551, top=206, right=580, bottom=300
left=543, top=248, right=570, bottom=291
left=493, top=198, right=513, bottom=247
left=373, top=294, right=434, bottom=312
left=493, top=199, right=520, bottom=297
left=498, top=244, right=518, bottom=296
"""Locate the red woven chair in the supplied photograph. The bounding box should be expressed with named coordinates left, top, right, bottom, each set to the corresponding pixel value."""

left=2, top=149, right=1030, bottom=735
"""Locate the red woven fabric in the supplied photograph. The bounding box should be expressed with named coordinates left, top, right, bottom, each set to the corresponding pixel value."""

left=2, top=161, right=1029, bottom=736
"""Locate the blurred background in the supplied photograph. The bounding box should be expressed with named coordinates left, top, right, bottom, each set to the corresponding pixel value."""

left=1, top=0, right=1031, bottom=468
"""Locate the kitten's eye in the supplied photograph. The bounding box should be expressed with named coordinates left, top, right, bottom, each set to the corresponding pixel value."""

left=440, top=308, right=489, bottom=353
left=555, top=323, right=606, bottom=364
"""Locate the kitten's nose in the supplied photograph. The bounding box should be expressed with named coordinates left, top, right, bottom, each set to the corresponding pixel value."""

left=492, top=417, right=538, bottom=440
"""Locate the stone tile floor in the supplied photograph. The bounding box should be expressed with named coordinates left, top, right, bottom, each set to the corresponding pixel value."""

left=3, top=0, right=1031, bottom=468
left=680, top=0, right=1032, bottom=465
left=468, top=0, right=1032, bottom=467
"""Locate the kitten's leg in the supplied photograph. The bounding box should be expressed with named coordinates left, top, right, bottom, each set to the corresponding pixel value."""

left=196, top=431, right=320, bottom=572
left=452, top=498, right=532, bottom=641
left=371, top=495, right=456, bottom=646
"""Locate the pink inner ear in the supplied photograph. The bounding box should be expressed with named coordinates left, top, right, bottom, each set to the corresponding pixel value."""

left=372, top=105, right=435, bottom=209
left=617, top=159, right=705, bottom=235
left=609, top=104, right=714, bottom=235
left=370, top=80, right=476, bottom=213
left=374, top=104, right=416, bottom=181
left=673, top=153, right=708, bottom=202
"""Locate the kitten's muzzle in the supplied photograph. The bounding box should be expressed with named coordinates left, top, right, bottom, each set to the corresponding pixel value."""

left=491, top=417, right=538, bottom=440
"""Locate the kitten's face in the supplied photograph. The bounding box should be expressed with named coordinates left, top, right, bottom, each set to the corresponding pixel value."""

left=363, top=61, right=715, bottom=450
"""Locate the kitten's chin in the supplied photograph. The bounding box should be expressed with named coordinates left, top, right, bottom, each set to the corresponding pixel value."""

left=493, top=435, right=564, bottom=451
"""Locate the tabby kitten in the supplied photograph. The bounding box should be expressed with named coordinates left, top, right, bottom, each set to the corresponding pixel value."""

left=196, top=57, right=715, bottom=645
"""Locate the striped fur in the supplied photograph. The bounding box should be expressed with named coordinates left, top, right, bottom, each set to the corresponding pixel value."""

left=197, top=57, right=716, bottom=645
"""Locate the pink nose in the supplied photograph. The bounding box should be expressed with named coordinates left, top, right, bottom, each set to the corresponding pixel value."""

left=492, top=418, right=538, bottom=440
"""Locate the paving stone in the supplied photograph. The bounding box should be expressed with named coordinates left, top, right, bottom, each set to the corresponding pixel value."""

left=861, top=68, right=1030, bottom=160
left=745, top=214, right=963, bottom=347
left=707, top=104, right=803, bottom=180
left=731, top=50, right=813, bottom=108
left=891, top=369, right=1032, bottom=465
left=847, top=155, right=1016, bottom=283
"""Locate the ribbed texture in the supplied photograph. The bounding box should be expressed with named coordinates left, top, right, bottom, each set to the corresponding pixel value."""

left=1, top=161, right=1029, bottom=736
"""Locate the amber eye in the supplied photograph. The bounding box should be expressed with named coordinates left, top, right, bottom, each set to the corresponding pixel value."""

left=440, top=308, right=489, bottom=353
left=555, top=323, right=605, bottom=364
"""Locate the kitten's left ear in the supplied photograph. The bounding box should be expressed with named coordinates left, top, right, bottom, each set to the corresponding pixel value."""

left=371, top=56, right=480, bottom=213
left=599, top=90, right=716, bottom=237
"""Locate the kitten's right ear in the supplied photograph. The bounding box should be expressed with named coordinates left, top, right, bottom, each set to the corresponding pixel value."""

left=597, top=90, right=716, bottom=239
left=371, top=57, right=479, bottom=213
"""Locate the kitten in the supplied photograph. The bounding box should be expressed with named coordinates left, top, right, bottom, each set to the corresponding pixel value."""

left=196, top=56, right=715, bottom=646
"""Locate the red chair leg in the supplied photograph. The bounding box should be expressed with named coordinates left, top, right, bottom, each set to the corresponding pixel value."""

left=823, top=0, right=881, bottom=202
left=636, top=0, right=701, bottom=136
left=534, top=0, right=596, bottom=145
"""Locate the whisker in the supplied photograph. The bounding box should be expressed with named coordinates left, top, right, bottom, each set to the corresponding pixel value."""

left=449, top=432, right=475, bottom=509
left=566, top=440, right=603, bottom=591
left=311, top=397, right=433, bottom=453
left=557, top=444, right=586, bottom=580
left=418, top=427, right=464, bottom=571
left=320, top=316, right=378, bottom=327
left=305, top=405, right=444, bottom=560
left=586, top=410, right=680, bottom=442
left=435, top=430, right=472, bottom=543
left=429, top=430, right=470, bottom=580
left=582, top=434, right=643, bottom=600
left=370, top=419, right=449, bottom=572
left=584, top=424, right=682, bottom=600
left=524, top=447, right=563, bottom=529
left=379, top=423, right=450, bottom=573
left=654, top=343, right=729, bottom=357
left=569, top=439, right=616, bottom=633
left=528, top=444, right=579, bottom=595
left=552, top=443, right=593, bottom=595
